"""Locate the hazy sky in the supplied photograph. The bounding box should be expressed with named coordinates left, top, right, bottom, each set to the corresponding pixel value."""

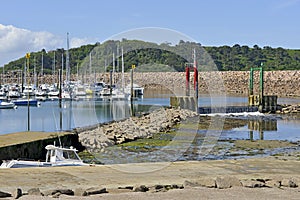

left=0, top=0, right=299, bottom=67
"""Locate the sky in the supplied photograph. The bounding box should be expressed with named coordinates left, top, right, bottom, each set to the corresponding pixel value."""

left=0, top=0, right=299, bottom=67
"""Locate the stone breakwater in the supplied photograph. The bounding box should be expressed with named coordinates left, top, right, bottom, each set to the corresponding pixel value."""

left=132, top=71, right=300, bottom=97
left=4, top=70, right=300, bottom=97
left=276, top=104, right=300, bottom=114
left=78, top=108, right=198, bottom=152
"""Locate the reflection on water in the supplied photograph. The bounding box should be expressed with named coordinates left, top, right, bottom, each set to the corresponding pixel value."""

left=248, top=118, right=277, bottom=140
left=0, top=100, right=157, bottom=135
left=220, top=115, right=300, bottom=142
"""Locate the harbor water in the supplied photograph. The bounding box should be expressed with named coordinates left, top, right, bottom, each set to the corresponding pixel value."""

left=0, top=93, right=300, bottom=143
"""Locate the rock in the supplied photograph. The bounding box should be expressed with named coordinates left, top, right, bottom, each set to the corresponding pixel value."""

left=216, top=176, right=242, bottom=189
left=74, top=188, right=88, bottom=196
left=85, top=187, right=107, bottom=195
left=183, top=180, right=200, bottom=188
left=133, top=185, right=149, bottom=192
left=184, top=178, right=216, bottom=188
left=27, top=188, right=43, bottom=196
left=0, top=191, right=11, bottom=198
left=241, top=180, right=266, bottom=188
left=117, top=186, right=134, bottom=190
left=282, top=178, right=298, bottom=188
left=216, top=177, right=231, bottom=189
left=12, top=188, right=22, bottom=199
left=265, top=180, right=281, bottom=188
left=43, top=189, right=74, bottom=196
left=149, top=185, right=167, bottom=192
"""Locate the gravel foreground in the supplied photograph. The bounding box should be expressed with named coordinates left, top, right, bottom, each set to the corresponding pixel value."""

left=0, top=157, right=300, bottom=199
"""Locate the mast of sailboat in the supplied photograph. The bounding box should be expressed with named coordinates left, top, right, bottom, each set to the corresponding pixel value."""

left=89, top=52, right=92, bottom=84
left=117, top=43, right=119, bottom=73
left=121, top=47, right=124, bottom=92
left=62, top=53, right=64, bottom=87
left=22, top=59, right=26, bottom=93
left=112, top=52, right=115, bottom=84
left=104, top=59, right=107, bottom=83
left=53, top=51, right=56, bottom=85
left=41, top=51, right=44, bottom=85
left=66, top=32, right=70, bottom=83
left=34, top=55, right=37, bottom=88
left=76, top=63, right=79, bottom=81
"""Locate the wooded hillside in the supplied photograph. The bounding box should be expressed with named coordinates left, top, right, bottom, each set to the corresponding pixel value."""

left=3, top=40, right=300, bottom=73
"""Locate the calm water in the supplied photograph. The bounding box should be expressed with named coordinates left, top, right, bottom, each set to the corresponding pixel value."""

left=0, top=94, right=300, bottom=143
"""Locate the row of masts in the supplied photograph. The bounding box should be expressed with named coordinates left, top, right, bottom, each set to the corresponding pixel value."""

left=1, top=33, right=127, bottom=89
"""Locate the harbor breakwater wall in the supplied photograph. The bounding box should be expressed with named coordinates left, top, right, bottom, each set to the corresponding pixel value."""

left=78, top=108, right=198, bottom=153
left=4, top=70, right=300, bottom=97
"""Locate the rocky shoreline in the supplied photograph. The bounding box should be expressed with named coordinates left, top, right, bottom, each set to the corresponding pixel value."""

left=276, top=104, right=300, bottom=114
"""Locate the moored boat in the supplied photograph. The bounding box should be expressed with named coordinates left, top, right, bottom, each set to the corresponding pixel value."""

left=12, top=99, right=40, bottom=106
left=0, top=101, right=16, bottom=109
left=0, top=144, right=87, bottom=168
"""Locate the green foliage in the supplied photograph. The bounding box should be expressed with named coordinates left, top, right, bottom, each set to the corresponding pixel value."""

left=3, top=41, right=300, bottom=73
left=205, top=44, right=300, bottom=71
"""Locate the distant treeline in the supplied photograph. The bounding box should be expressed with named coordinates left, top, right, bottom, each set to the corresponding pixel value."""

left=3, top=40, right=300, bottom=73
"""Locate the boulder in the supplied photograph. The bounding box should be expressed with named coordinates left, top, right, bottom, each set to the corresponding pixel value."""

left=27, top=188, right=43, bottom=196
left=12, top=188, right=22, bottom=199
left=265, top=180, right=281, bottom=188
left=133, top=185, right=149, bottom=192
left=184, top=178, right=216, bottom=188
left=216, top=176, right=242, bottom=189
left=85, top=187, right=107, bottom=195
left=241, top=180, right=266, bottom=188
left=43, top=189, right=74, bottom=196
left=0, top=191, right=11, bottom=198
left=281, top=178, right=298, bottom=188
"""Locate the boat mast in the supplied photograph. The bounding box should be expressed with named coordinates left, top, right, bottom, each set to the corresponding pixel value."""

left=89, top=52, right=92, bottom=84
left=112, top=52, right=115, bottom=84
left=23, top=60, right=26, bottom=93
left=121, top=47, right=124, bottom=92
left=117, top=43, right=119, bottom=73
left=41, top=51, right=44, bottom=85
left=34, top=55, right=37, bottom=88
left=66, top=32, right=70, bottom=83
left=61, top=53, right=64, bottom=86
left=53, top=51, right=56, bottom=85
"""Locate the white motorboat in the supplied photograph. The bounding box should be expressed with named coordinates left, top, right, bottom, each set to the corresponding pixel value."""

left=0, top=101, right=16, bottom=109
left=73, top=84, right=86, bottom=97
left=0, top=144, right=87, bottom=168
left=22, top=85, right=36, bottom=96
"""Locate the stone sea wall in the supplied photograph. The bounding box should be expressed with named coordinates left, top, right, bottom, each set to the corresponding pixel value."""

left=78, top=108, right=198, bottom=152
left=4, top=70, right=300, bottom=97
left=131, top=71, right=300, bottom=97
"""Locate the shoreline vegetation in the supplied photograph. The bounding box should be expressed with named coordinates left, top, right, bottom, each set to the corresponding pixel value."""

left=3, top=40, right=300, bottom=72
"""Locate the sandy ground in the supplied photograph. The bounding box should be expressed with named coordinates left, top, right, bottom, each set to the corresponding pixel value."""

left=0, top=157, right=300, bottom=199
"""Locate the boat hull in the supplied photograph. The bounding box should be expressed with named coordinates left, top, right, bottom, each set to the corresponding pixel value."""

left=12, top=99, right=39, bottom=106
left=0, top=160, right=86, bottom=168
left=0, top=102, right=16, bottom=109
